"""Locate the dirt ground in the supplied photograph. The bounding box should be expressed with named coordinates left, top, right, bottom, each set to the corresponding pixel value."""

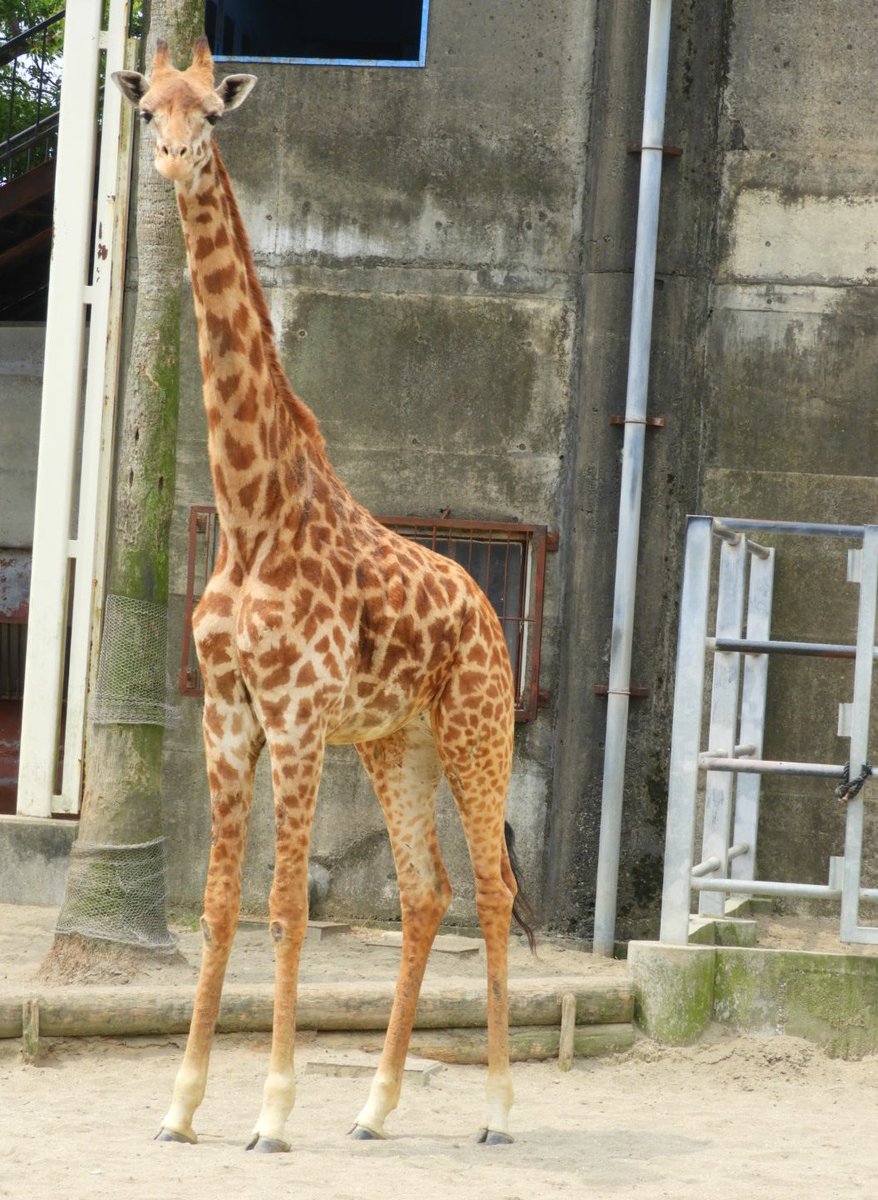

left=3, top=905, right=878, bottom=1199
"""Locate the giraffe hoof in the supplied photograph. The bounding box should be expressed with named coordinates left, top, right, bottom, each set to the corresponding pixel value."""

left=474, top=1127, right=514, bottom=1146
left=245, top=1135, right=291, bottom=1153
left=155, top=1127, right=197, bottom=1145
left=349, top=1123, right=386, bottom=1141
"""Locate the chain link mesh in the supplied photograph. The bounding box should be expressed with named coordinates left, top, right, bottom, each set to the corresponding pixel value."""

left=90, top=593, right=171, bottom=725
left=55, top=837, right=177, bottom=952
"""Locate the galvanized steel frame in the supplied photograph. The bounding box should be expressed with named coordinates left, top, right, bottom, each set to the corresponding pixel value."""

left=659, top=515, right=878, bottom=946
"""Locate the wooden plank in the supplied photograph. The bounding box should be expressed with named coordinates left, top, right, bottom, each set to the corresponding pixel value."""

left=306, top=921, right=353, bottom=941
left=364, top=930, right=482, bottom=957
left=316, top=1024, right=635, bottom=1065
left=21, top=999, right=40, bottom=1064
left=305, top=1050, right=442, bottom=1084
left=558, top=992, right=577, bottom=1071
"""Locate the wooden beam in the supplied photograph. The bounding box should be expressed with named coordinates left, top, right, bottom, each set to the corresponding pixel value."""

left=0, top=975, right=633, bottom=1040
left=0, top=225, right=52, bottom=274
left=0, top=159, right=56, bottom=223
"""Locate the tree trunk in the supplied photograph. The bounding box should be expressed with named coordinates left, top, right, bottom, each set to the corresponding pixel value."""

left=45, top=0, right=206, bottom=976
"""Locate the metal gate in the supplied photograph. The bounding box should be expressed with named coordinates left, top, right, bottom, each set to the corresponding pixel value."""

left=660, top=515, right=878, bottom=946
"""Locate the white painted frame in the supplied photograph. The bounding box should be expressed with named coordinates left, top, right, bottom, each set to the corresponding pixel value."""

left=16, top=0, right=134, bottom=818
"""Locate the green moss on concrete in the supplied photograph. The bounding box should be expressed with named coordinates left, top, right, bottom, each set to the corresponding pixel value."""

left=629, top=942, right=878, bottom=1059
left=714, top=947, right=878, bottom=1059
left=628, top=942, right=716, bottom=1045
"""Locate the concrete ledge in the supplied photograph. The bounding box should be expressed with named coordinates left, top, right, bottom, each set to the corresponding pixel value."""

left=630, top=940, right=878, bottom=1058
left=688, top=915, right=758, bottom=947
left=0, top=816, right=77, bottom=905
left=628, top=942, right=716, bottom=1044
left=713, top=945, right=878, bottom=1059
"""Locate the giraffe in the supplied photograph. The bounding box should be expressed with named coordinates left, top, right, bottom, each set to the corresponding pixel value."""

left=112, top=39, right=535, bottom=1152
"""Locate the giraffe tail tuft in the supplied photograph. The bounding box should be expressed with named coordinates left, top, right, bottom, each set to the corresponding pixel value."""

left=504, top=821, right=538, bottom=954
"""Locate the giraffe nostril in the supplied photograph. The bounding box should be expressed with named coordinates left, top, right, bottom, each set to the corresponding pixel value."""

left=179, top=146, right=188, bottom=157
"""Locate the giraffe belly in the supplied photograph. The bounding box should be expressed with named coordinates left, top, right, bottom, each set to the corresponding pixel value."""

left=324, top=680, right=432, bottom=745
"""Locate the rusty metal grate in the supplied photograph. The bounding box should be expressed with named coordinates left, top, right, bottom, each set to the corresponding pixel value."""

left=0, top=551, right=31, bottom=701
left=180, top=509, right=555, bottom=720
left=179, top=506, right=222, bottom=698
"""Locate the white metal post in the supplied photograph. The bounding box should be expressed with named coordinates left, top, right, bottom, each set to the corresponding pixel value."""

left=698, top=535, right=746, bottom=916
left=17, top=0, right=131, bottom=817
left=730, top=547, right=775, bottom=882
left=840, top=525, right=878, bottom=942
left=592, top=0, right=673, bottom=956
left=58, top=0, right=133, bottom=813
left=659, top=516, right=712, bottom=944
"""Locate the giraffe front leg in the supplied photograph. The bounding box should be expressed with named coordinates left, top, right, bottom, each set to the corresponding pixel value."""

left=158, top=695, right=262, bottom=1145
left=245, top=905, right=303, bottom=1154
left=246, top=734, right=323, bottom=1153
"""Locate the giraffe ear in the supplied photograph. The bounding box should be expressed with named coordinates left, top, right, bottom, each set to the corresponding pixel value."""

left=112, top=70, right=150, bottom=105
left=215, top=74, right=257, bottom=111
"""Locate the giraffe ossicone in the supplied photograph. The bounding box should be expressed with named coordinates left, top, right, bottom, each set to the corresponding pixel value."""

left=113, top=37, right=534, bottom=1152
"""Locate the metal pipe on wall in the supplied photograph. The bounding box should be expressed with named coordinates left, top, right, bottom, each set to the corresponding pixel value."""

left=592, top=0, right=673, bottom=956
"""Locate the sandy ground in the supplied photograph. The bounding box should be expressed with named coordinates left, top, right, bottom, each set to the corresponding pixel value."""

left=3, top=906, right=878, bottom=1199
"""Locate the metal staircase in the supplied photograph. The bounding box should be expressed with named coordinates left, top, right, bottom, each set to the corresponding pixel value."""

left=0, top=11, right=64, bottom=318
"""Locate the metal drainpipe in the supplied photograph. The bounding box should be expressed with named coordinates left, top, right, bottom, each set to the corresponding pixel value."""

left=592, top=0, right=673, bottom=957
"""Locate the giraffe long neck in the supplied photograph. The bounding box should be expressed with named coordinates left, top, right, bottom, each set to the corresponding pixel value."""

left=175, top=147, right=325, bottom=555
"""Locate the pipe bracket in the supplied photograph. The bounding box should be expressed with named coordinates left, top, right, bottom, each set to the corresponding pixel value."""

left=627, top=143, right=682, bottom=157
left=609, top=416, right=666, bottom=428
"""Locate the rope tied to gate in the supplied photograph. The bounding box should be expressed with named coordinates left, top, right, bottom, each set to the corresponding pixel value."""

left=836, top=761, right=873, bottom=804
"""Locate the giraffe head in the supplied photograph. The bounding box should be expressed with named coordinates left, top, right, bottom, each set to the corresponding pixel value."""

left=112, top=37, right=255, bottom=184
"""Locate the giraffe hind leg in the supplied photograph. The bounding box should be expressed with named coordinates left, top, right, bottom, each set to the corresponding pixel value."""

left=350, top=714, right=449, bottom=1139
left=432, top=620, right=517, bottom=1143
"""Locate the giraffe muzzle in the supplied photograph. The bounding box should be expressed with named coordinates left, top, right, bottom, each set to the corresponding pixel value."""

left=155, top=141, right=194, bottom=181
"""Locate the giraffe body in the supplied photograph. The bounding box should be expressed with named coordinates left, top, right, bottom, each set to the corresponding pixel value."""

left=113, top=40, right=526, bottom=1150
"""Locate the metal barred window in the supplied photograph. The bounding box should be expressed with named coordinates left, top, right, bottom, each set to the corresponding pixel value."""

left=179, top=507, right=555, bottom=720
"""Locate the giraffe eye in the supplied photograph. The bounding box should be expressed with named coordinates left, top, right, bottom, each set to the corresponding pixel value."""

left=205, top=113, right=220, bottom=126
left=140, top=110, right=153, bottom=123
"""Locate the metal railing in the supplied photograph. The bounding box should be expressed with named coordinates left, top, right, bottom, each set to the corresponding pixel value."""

left=0, top=10, right=65, bottom=183
left=660, top=516, right=878, bottom=946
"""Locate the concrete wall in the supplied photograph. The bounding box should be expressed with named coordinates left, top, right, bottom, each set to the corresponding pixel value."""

left=701, top=0, right=878, bottom=896
left=160, top=0, right=601, bottom=924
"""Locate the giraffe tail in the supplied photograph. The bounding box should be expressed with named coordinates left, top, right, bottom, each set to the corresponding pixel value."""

left=504, top=821, right=538, bottom=954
